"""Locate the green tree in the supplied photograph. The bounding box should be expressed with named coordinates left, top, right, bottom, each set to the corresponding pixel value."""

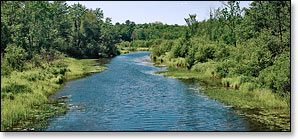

left=184, top=14, right=198, bottom=37
left=221, top=1, right=242, bottom=47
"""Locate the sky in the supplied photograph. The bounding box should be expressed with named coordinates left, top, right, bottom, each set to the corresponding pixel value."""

left=66, top=1, right=252, bottom=25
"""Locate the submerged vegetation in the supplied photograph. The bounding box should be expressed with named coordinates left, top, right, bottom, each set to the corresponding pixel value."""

left=1, top=1, right=290, bottom=131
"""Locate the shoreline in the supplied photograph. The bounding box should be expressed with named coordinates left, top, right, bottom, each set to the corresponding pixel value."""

left=1, top=51, right=290, bottom=131
left=1, top=57, right=108, bottom=131
left=154, top=66, right=290, bottom=131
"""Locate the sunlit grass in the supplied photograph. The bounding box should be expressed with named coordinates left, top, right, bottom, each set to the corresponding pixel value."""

left=1, top=57, right=107, bottom=131
left=64, top=58, right=107, bottom=80
left=117, top=45, right=150, bottom=54
left=203, top=88, right=290, bottom=131
left=153, top=56, right=290, bottom=131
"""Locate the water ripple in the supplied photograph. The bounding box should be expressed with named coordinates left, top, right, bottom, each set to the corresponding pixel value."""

left=46, top=51, right=254, bottom=131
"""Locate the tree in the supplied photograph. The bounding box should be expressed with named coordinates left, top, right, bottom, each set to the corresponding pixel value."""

left=92, top=8, right=104, bottom=21
left=69, top=3, right=87, bottom=51
left=98, top=18, right=121, bottom=57
left=1, top=22, right=11, bottom=54
left=184, top=14, right=198, bottom=37
left=221, top=1, right=242, bottom=47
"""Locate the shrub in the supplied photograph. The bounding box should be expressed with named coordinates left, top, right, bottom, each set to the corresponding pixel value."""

left=170, top=41, right=182, bottom=58
left=152, top=40, right=176, bottom=57
left=191, top=61, right=217, bottom=77
left=258, top=51, right=290, bottom=96
left=4, top=44, right=28, bottom=71
left=55, top=75, right=64, bottom=84
left=215, top=60, right=235, bottom=78
left=214, top=43, right=230, bottom=61
left=239, top=75, right=256, bottom=84
left=191, top=42, right=216, bottom=63
left=240, top=82, right=257, bottom=92
left=167, top=57, right=188, bottom=68
left=1, top=59, right=12, bottom=76
left=32, top=54, right=42, bottom=68
left=59, top=67, right=67, bottom=75
left=233, top=37, right=273, bottom=77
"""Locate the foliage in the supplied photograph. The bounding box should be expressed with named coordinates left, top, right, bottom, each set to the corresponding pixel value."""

left=258, top=51, right=290, bottom=97
left=1, top=1, right=121, bottom=59
left=0, top=0, right=291, bottom=131
left=191, top=62, right=217, bottom=77
left=4, top=44, right=28, bottom=71
left=130, top=23, right=185, bottom=41
left=1, top=57, right=107, bottom=130
left=1, top=82, right=32, bottom=100
left=1, top=57, right=12, bottom=77
left=150, top=1, right=290, bottom=98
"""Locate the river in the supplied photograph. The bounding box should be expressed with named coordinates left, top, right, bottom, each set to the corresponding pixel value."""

left=45, top=51, right=258, bottom=131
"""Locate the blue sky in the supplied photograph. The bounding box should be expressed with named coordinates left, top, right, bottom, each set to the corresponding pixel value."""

left=66, top=1, right=252, bottom=25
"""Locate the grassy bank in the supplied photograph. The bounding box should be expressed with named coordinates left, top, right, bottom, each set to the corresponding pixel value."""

left=1, top=57, right=107, bottom=131
left=117, top=46, right=150, bottom=54
left=154, top=59, right=290, bottom=131
left=116, top=40, right=159, bottom=54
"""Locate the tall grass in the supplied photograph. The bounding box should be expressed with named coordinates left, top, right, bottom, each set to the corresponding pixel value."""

left=1, top=57, right=107, bottom=131
left=152, top=56, right=290, bottom=131
left=203, top=88, right=290, bottom=130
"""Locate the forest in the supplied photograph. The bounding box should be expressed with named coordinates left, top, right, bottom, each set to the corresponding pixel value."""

left=1, top=1, right=290, bottom=131
left=151, top=1, right=291, bottom=97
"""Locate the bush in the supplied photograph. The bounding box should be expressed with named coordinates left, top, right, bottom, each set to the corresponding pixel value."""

left=215, top=60, right=236, bottom=78
left=55, top=75, right=64, bottom=84
left=170, top=41, right=182, bottom=58
left=32, top=54, right=42, bottom=68
left=240, top=82, right=257, bottom=92
left=191, top=61, right=217, bottom=77
left=232, top=37, right=273, bottom=77
left=258, top=51, right=290, bottom=96
left=214, top=43, right=230, bottom=61
left=59, top=67, right=67, bottom=75
left=190, top=41, right=216, bottom=63
left=152, top=40, right=175, bottom=57
left=167, top=57, right=188, bottom=68
left=1, top=59, right=12, bottom=76
left=4, top=44, right=28, bottom=71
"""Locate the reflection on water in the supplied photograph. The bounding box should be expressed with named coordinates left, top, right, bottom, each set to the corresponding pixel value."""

left=46, top=51, right=261, bottom=131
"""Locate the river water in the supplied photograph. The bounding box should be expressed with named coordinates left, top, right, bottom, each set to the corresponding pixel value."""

left=45, top=51, right=257, bottom=131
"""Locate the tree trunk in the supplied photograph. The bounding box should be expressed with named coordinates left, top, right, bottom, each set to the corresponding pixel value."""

left=276, top=7, right=283, bottom=43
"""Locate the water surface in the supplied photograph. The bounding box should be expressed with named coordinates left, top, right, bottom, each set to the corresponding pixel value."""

left=46, top=51, right=256, bottom=131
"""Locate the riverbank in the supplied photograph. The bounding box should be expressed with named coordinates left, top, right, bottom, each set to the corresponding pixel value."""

left=116, top=40, right=161, bottom=54
left=118, top=46, right=150, bottom=54
left=154, top=62, right=290, bottom=131
left=1, top=57, right=107, bottom=131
